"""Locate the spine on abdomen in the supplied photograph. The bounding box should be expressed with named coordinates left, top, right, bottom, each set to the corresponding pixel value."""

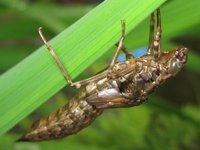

left=18, top=91, right=103, bottom=142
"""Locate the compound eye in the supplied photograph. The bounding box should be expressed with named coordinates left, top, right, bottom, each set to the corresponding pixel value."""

left=168, top=57, right=181, bottom=76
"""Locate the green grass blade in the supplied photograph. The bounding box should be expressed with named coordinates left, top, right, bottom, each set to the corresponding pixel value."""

left=0, top=0, right=166, bottom=136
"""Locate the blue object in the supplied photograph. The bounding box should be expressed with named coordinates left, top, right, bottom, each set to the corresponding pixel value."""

left=117, top=47, right=148, bottom=62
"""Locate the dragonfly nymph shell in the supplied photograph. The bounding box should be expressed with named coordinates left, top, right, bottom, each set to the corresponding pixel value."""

left=18, top=47, right=188, bottom=141
left=18, top=9, right=188, bottom=141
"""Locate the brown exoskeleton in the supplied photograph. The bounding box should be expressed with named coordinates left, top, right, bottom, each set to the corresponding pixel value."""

left=18, top=9, right=188, bottom=142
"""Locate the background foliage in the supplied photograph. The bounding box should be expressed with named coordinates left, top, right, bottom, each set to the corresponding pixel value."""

left=0, top=0, right=200, bottom=150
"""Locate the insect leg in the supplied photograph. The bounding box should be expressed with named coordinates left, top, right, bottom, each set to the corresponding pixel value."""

left=39, top=28, right=105, bottom=89
left=115, top=20, right=129, bottom=55
left=109, top=20, right=126, bottom=69
left=148, top=12, right=155, bottom=54
left=38, top=27, right=79, bottom=87
left=153, top=9, right=162, bottom=59
left=115, top=20, right=134, bottom=60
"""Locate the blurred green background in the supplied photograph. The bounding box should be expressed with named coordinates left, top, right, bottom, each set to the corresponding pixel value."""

left=0, top=0, right=200, bottom=150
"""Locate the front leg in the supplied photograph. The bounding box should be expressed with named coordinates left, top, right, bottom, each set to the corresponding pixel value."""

left=108, top=20, right=126, bottom=69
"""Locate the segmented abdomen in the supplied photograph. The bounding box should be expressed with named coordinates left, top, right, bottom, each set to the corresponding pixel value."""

left=18, top=91, right=103, bottom=141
